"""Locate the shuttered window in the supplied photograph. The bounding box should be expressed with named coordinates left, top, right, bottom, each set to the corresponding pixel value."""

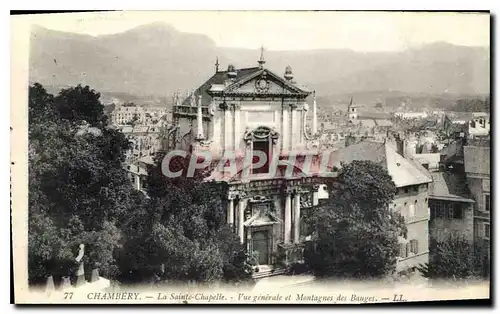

left=484, top=194, right=490, bottom=212
left=484, top=223, right=490, bottom=239
left=410, top=239, right=419, bottom=254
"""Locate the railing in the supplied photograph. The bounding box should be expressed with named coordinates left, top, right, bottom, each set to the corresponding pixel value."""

left=173, top=105, right=211, bottom=117
left=277, top=243, right=306, bottom=267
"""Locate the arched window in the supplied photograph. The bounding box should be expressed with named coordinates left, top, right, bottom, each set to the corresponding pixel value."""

left=244, top=126, right=279, bottom=175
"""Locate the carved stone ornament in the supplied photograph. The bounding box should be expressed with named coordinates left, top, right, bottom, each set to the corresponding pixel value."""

left=243, top=126, right=279, bottom=145
left=189, top=91, right=197, bottom=107
left=208, top=101, right=216, bottom=115
left=219, top=101, right=229, bottom=111
left=255, top=78, right=270, bottom=93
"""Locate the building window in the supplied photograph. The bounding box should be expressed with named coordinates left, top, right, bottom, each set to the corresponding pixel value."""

left=410, top=239, right=419, bottom=254
left=409, top=205, right=415, bottom=219
left=453, top=204, right=463, bottom=219
left=436, top=203, right=444, bottom=218
left=484, top=223, right=490, bottom=240
left=447, top=203, right=454, bottom=219
left=399, top=243, right=407, bottom=258
left=404, top=187, right=409, bottom=194
left=252, top=139, right=271, bottom=174
left=484, top=194, right=490, bottom=212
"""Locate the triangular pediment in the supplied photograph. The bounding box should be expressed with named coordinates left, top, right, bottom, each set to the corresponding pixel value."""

left=224, top=69, right=310, bottom=96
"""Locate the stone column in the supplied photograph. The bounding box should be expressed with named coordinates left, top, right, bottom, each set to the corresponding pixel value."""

left=312, top=185, right=319, bottom=206
left=224, top=105, right=232, bottom=150
left=294, top=192, right=301, bottom=243
left=284, top=190, right=292, bottom=244
left=233, top=104, right=240, bottom=151
left=238, top=198, right=246, bottom=244
left=290, top=104, right=297, bottom=150
left=211, top=100, right=220, bottom=147
left=134, top=174, right=141, bottom=191
left=312, top=91, right=318, bottom=134
left=227, top=196, right=234, bottom=228
left=196, top=95, right=204, bottom=139
left=282, top=104, right=289, bottom=151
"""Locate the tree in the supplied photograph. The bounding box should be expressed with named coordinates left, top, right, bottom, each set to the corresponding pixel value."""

left=417, top=236, right=490, bottom=281
left=54, top=84, right=107, bottom=126
left=28, top=83, right=142, bottom=284
left=304, top=160, right=406, bottom=279
left=29, top=83, right=253, bottom=286
left=117, top=151, right=253, bottom=285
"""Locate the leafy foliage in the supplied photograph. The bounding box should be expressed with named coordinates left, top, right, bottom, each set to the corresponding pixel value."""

left=28, top=83, right=138, bottom=284
left=29, top=83, right=253, bottom=286
left=417, top=236, right=490, bottom=280
left=304, top=160, right=406, bottom=279
left=117, top=151, right=253, bottom=284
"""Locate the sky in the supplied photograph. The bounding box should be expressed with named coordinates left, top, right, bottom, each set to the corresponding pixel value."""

left=22, top=11, right=490, bottom=52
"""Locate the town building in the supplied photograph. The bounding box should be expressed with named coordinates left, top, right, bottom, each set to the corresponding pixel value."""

left=428, top=171, right=475, bottom=243
left=438, top=136, right=491, bottom=263
left=330, top=140, right=432, bottom=273
left=464, top=144, right=491, bottom=245
left=394, top=111, right=429, bottom=120
left=119, top=125, right=165, bottom=164
left=444, top=112, right=490, bottom=140
left=111, top=104, right=167, bottom=126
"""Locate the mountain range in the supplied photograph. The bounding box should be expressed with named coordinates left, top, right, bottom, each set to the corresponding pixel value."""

left=29, top=22, right=490, bottom=103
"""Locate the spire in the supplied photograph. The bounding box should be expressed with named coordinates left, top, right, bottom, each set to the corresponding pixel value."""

left=258, top=45, right=266, bottom=69
left=215, top=56, right=219, bottom=73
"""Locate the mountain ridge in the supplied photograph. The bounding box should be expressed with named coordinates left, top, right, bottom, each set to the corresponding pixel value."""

left=29, top=24, right=490, bottom=99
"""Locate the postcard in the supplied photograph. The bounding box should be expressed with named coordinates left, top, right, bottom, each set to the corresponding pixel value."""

left=11, top=10, right=491, bottom=304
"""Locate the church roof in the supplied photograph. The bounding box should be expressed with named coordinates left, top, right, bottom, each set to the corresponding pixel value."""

left=182, top=66, right=311, bottom=107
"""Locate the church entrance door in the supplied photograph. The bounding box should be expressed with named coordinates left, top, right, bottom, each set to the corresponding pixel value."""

left=252, top=230, right=270, bottom=265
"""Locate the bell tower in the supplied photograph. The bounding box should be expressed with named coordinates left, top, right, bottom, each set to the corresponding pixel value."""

left=347, top=97, right=357, bottom=121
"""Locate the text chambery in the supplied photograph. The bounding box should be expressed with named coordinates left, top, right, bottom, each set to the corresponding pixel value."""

left=87, top=293, right=140, bottom=300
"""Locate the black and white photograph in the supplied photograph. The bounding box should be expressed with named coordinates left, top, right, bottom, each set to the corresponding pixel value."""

left=11, top=10, right=491, bottom=304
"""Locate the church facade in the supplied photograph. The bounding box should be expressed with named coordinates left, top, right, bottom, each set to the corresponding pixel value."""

left=167, top=51, right=334, bottom=275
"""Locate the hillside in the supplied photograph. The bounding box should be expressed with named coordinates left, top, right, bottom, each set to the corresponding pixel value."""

left=29, top=22, right=490, bottom=100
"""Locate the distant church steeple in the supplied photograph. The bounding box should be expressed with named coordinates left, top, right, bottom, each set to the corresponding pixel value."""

left=347, top=97, right=357, bottom=121
left=215, top=56, right=220, bottom=73
left=258, top=46, right=266, bottom=69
